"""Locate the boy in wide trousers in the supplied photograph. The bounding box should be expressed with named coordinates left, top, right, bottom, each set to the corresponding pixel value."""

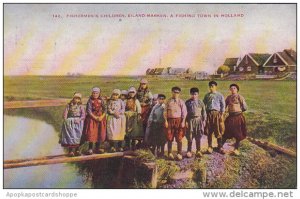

left=164, top=87, right=187, bottom=160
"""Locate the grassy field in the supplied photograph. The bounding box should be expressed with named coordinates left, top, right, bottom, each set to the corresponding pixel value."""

left=4, top=75, right=297, bottom=150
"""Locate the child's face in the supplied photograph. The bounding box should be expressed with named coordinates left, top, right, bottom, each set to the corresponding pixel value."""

left=111, top=93, right=119, bottom=100
left=73, top=97, right=81, bottom=104
left=140, top=83, right=147, bottom=90
left=158, top=98, right=165, bottom=104
left=190, top=92, right=199, bottom=100
left=172, top=91, right=180, bottom=98
left=128, top=92, right=135, bottom=98
left=92, top=91, right=100, bottom=99
left=230, top=86, right=238, bottom=94
left=120, top=94, right=127, bottom=100
left=209, top=85, right=217, bottom=92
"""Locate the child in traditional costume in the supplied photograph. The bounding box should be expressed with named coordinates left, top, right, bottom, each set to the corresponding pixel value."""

left=144, top=94, right=159, bottom=144
left=221, top=84, right=247, bottom=156
left=106, top=89, right=126, bottom=152
left=60, top=92, right=85, bottom=156
left=124, top=86, right=143, bottom=150
left=203, top=81, right=226, bottom=154
left=136, top=78, right=153, bottom=139
left=164, top=87, right=187, bottom=160
left=185, top=88, right=207, bottom=158
left=82, top=87, right=107, bottom=155
left=147, top=94, right=167, bottom=157
left=120, top=90, right=128, bottom=102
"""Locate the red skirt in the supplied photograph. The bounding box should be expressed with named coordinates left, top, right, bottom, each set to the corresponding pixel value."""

left=82, top=115, right=106, bottom=143
left=141, top=105, right=151, bottom=131
left=224, top=113, right=247, bottom=141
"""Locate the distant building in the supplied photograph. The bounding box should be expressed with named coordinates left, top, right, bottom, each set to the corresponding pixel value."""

left=223, top=58, right=240, bottom=73
left=66, top=72, right=82, bottom=77
left=146, top=67, right=188, bottom=76
left=146, top=68, right=152, bottom=75
left=168, top=68, right=187, bottom=75
left=194, top=71, right=209, bottom=80
left=237, top=53, right=271, bottom=74
left=146, top=68, right=168, bottom=75
left=263, top=49, right=296, bottom=73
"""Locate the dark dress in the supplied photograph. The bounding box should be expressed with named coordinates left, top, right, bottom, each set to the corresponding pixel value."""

left=223, top=94, right=248, bottom=141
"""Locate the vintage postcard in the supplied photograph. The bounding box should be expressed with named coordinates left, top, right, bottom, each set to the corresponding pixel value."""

left=2, top=3, right=297, bottom=193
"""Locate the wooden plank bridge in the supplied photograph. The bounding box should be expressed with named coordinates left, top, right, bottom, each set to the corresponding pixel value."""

left=4, top=151, right=135, bottom=169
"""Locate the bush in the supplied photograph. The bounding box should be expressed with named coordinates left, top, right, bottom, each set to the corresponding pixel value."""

left=217, top=65, right=230, bottom=74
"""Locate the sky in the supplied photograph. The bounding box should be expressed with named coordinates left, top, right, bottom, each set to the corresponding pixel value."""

left=3, top=4, right=296, bottom=75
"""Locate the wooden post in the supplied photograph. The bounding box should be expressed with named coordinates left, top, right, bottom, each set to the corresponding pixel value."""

left=143, top=162, right=158, bottom=188
left=122, top=156, right=157, bottom=188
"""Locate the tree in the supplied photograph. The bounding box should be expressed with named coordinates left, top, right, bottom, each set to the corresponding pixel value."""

left=217, top=65, right=230, bottom=74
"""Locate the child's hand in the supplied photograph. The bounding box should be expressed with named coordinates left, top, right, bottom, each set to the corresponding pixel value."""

left=114, top=112, right=120, bottom=118
left=219, top=113, right=224, bottom=122
left=185, top=122, right=189, bottom=129
left=98, top=115, right=105, bottom=121
left=164, top=121, right=168, bottom=128
left=181, top=121, right=185, bottom=128
left=74, top=118, right=80, bottom=124
left=95, top=116, right=101, bottom=121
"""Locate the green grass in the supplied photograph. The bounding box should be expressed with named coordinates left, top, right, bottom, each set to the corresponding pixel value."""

left=4, top=76, right=296, bottom=149
left=204, top=140, right=296, bottom=188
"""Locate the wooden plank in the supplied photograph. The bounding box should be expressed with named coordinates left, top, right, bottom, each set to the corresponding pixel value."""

left=4, top=151, right=135, bottom=169
left=4, top=98, right=89, bottom=109
left=4, top=154, right=68, bottom=164
left=247, top=137, right=296, bottom=158
left=4, top=99, right=69, bottom=109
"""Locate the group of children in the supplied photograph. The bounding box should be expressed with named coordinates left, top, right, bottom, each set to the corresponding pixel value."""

left=60, top=79, right=247, bottom=160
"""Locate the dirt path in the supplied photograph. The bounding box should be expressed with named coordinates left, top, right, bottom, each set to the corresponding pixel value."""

left=161, top=136, right=235, bottom=188
left=159, top=136, right=296, bottom=188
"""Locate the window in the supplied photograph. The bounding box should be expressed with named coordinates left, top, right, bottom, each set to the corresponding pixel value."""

left=247, top=66, right=252, bottom=71
left=239, top=67, right=244, bottom=72
left=273, top=54, right=277, bottom=64
left=277, top=66, right=286, bottom=72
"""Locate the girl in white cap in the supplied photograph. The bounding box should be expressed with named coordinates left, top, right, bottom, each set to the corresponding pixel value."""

left=120, top=90, right=128, bottom=102
left=106, top=89, right=126, bottom=152
left=82, top=87, right=107, bottom=155
left=124, top=86, right=142, bottom=150
left=60, top=92, right=86, bottom=156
